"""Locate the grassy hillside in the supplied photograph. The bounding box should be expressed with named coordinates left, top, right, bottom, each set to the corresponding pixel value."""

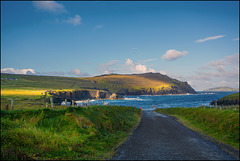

left=155, top=107, right=239, bottom=150
left=86, top=74, right=173, bottom=93
left=1, top=73, right=197, bottom=95
left=203, top=86, right=239, bottom=91
left=1, top=106, right=142, bottom=160
left=210, top=93, right=239, bottom=106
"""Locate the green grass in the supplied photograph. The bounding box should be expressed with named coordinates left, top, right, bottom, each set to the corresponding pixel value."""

left=154, top=107, right=239, bottom=150
left=1, top=73, right=196, bottom=95
left=219, top=92, right=239, bottom=101
left=1, top=106, right=142, bottom=160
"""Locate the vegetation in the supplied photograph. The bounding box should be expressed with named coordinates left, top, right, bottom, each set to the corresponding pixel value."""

left=1, top=73, right=196, bottom=95
left=154, top=107, right=239, bottom=150
left=1, top=106, right=142, bottom=160
left=203, top=86, right=239, bottom=91
left=210, top=92, right=239, bottom=106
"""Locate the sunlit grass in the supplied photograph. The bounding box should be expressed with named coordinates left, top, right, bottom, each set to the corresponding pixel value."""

left=1, top=106, right=142, bottom=160
left=1, top=89, right=46, bottom=96
left=88, top=75, right=173, bottom=89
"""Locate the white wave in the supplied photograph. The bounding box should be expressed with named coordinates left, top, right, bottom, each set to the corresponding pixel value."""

left=124, top=97, right=145, bottom=101
left=200, top=92, right=215, bottom=95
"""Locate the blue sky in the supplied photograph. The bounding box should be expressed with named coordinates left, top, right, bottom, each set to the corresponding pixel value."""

left=1, top=1, right=239, bottom=90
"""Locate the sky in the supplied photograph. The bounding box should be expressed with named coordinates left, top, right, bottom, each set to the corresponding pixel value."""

left=1, top=1, right=239, bottom=91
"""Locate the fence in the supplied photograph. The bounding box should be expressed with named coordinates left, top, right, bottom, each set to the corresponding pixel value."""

left=1, top=98, right=118, bottom=111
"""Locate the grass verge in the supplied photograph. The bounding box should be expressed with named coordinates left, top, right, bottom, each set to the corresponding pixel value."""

left=1, top=106, right=142, bottom=160
left=154, top=107, right=239, bottom=156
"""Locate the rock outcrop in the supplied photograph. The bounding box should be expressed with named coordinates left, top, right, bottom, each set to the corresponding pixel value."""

left=46, top=90, right=112, bottom=103
left=45, top=90, right=123, bottom=103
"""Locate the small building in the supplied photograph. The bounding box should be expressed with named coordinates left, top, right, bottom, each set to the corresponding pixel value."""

left=61, top=101, right=71, bottom=106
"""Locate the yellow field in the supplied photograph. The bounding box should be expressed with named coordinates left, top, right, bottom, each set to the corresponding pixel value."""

left=1, top=89, right=46, bottom=96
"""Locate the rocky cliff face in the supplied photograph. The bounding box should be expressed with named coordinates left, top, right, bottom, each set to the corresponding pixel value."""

left=46, top=90, right=111, bottom=103
left=46, top=90, right=123, bottom=103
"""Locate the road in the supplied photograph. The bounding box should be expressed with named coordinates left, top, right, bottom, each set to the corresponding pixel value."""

left=111, top=110, right=237, bottom=160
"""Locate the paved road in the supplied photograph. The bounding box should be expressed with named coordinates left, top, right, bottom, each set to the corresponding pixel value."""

left=111, top=110, right=237, bottom=160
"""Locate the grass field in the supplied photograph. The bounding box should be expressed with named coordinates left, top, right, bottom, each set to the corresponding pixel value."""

left=154, top=107, right=239, bottom=150
left=1, top=106, right=142, bottom=160
left=1, top=73, right=196, bottom=95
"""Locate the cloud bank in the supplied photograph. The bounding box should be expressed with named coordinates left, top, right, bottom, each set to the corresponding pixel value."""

left=1, top=68, right=36, bottom=75
left=195, top=35, right=224, bottom=43
left=162, top=49, right=188, bottom=61
left=33, top=1, right=82, bottom=26
left=33, top=1, right=67, bottom=13
left=1, top=68, right=90, bottom=77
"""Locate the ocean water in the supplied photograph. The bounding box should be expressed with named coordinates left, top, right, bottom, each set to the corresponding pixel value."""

left=75, top=91, right=238, bottom=110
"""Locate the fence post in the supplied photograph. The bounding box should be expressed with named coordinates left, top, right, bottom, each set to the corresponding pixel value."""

left=11, top=98, right=14, bottom=110
left=46, top=102, right=49, bottom=108
left=193, top=106, right=194, bottom=108
left=72, top=100, right=74, bottom=107
left=87, top=99, right=89, bottom=107
left=103, top=100, right=104, bottom=106
left=50, top=97, right=54, bottom=109
left=215, top=102, right=217, bottom=109
left=65, top=99, right=67, bottom=108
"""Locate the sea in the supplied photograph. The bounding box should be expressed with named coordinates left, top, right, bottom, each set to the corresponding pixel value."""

left=75, top=91, right=238, bottom=111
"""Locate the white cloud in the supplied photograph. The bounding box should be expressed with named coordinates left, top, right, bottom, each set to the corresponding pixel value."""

left=233, top=37, right=239, bottom=41
left=94, top=25, right=104, bottom=29
left=125, top=58, right=157, bottom=74
left=98, top=60, right=121, bottom=74
left=1, top=68, right=36, bottom=75
left=135, top=64, right=147, bottom=73
left=162, top=49, right=188, bottom=61
left=33, top=1, right=67, bottom=13
left=195, top=35, right=224, bottom=43
left=68, top=69, right=81, bottom=76
left=68, top=69, right=90, bottom=77
left=64, top=14, right=81, bottom=26
left=149, top=68, right=156, bottom=73
left=186, top=53, right=239, bottom=90
left=143, top=58, right=157, bottom=63
left=159, top=70, right=167, bottom=75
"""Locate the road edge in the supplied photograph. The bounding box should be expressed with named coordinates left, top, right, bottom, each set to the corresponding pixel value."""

left=159, top=112, right=239, bottom=160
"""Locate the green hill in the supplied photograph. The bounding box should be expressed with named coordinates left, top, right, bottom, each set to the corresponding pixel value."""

left=1, top=72, right=197, bottom=95
left=203, top=86, right=239, bottom=92
left=210, top=93, right=239, bottom=106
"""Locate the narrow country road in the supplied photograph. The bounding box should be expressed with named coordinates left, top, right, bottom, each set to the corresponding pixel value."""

left=111, top=110, right=237, bottom=160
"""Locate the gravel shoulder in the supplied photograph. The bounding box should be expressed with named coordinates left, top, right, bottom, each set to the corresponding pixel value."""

left=111, top=110, right=237, bottom=160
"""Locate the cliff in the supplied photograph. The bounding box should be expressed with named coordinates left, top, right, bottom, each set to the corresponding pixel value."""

left=45, top=90, right=122, bottom=103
